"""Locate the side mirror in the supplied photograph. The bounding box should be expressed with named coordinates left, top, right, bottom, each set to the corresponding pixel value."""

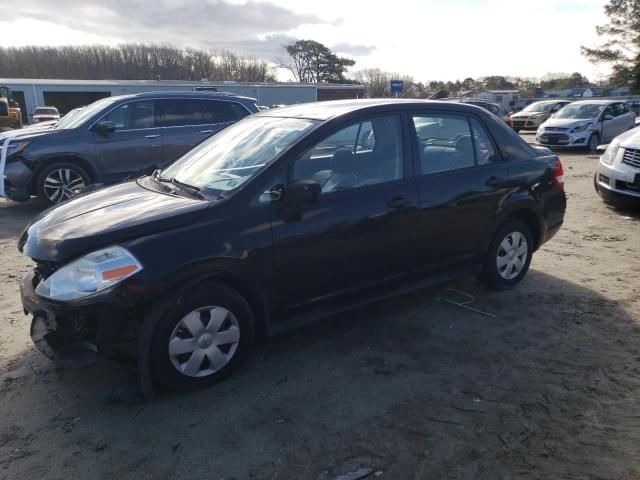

left=603, top=114, right=614, bottom=121
left=285, top=180, right=321, bottom=206
left=92, top=121, right=116, bottom=134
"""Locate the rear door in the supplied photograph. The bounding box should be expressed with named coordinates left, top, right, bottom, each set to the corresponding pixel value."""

left=158, top=98, right=252, bottom=166
left=91, top=99, right=162, bottom=183
left=411, top=111, right=511, bottom=271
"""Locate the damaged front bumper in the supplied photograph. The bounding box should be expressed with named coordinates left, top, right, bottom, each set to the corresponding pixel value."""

left=20, top=268, right=137, bottom=367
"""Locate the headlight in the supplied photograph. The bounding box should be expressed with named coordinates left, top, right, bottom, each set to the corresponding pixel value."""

left=4, top=141, right=31, bottom=157
left=571, top=123, right=592, bottom=133
left=35, top=246, right=142, bottom=301
left=601, top=139, right=621, bottom=166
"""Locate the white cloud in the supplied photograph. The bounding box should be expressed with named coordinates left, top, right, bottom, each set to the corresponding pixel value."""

left=0, top=0, right=612, bottom=82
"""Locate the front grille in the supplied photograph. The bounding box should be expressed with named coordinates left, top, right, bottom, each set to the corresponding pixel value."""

left=541, top=134, right=569, bottom=145
left=599, top=173, right=610, bottom=185
left=622, top=148, right=640, bottom=169
left=545, top=127, right=569, bottom=132
left=513, top=120, right=526, bottom=128
left=616, top=180, right=640, bottom=194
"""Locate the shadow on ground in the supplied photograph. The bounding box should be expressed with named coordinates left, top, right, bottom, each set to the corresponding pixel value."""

left=1, top=270, right=640, bottom=480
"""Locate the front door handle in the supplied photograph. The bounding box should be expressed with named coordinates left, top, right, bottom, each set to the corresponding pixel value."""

left=387, top=196, right=411, bottom=209
left=200, top=129, right=214, bottom=134
left=144, top=134, right=160, bottom=139
left=486, top=176, right=504, bottom=187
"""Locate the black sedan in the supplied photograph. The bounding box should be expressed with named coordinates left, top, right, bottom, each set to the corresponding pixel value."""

left=18, top=99, right=566, bottom=394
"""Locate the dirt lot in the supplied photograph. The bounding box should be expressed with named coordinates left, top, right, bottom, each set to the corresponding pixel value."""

left=1, top=136, right=640, bottom=480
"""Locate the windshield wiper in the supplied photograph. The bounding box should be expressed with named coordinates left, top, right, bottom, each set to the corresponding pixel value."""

left=151, top=170, right=205, bottom=200
left=170, top=177, right=206, bottom=200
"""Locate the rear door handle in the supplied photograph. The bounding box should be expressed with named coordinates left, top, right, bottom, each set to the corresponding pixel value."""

left=387, top=196, right=411, bottom=209
left=200, top=129, right=214, bottom=134
left=144, top=134, right=160, bottom=139
left=486, top=176, right=504, bottom=187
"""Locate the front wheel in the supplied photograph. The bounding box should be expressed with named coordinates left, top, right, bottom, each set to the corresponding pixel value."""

left=587, top=133, right=599, bottom=152
left=478, top=219, right=533, bottom=290
left=36, top=162, right=90, bottom=205
left=150, top=283, right=255, bottom=392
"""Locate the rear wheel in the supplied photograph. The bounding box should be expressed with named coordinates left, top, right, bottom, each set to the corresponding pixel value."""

left=479, top=219, right=533, bottom=290
left=36, top=162, right=90, bottom=205
left=150, top=283, right=255, bottom=392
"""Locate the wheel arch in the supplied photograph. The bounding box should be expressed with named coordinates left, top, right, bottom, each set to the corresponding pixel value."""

left=498, top=206, right=544, bottom=251
left=32, top=154, right=99, bottom=191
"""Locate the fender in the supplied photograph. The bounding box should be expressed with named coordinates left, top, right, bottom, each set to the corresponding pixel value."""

left=136, top=265, right=271, bottom=401
left=492, top=190, right=545, bottom=250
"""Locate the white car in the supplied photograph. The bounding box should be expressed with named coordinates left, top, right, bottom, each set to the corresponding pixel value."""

left=595, top=126, right=640, bottom=207
left=536, top=100, right=636, bottom=151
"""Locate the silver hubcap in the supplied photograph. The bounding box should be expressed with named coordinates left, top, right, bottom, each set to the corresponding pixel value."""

left=168, top=306, right=240, bottom=378
left=43, top=168, right=86, bottom=203
left=496, top=231, right=528, bottom=280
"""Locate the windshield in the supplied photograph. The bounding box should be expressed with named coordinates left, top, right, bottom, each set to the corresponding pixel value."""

left=55, top=108, right=83, bottom=128
left=555, top=103, right=604, bottom=120
left=57, top=97, right=116, bottom=129
left=35, top=108, right=58, bottom=115
left=524, top=102, right=554, bottom=113
left=161, top=116, right=318, bottom=197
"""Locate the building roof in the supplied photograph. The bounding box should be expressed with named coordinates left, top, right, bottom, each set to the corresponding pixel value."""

left=0, top=78, right=364, bottom=90
left=483, top=89, right=520, bottom=94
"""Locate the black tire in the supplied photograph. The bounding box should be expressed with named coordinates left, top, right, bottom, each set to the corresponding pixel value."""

left=513, top=128, right=520, bottom=133
left=587, top=133, right=599, bottom=152
left=150, top=283, right=255, bottom=392
left=478, top=219, right=533, bottom=290
left=35, top=162, right=91, bottom=205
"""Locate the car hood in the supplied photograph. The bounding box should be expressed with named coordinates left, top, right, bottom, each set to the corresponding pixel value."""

left=512, top=111, right=546, bottom=118
left=613, top=125, right=640, bottom=147
left=0, top=127, right=72, bottom=144
left=18, top=180, right=210, bottom=262
left=541, top=118, right=594, bottom=129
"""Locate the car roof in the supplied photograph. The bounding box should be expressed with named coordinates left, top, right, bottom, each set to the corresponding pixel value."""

left=570, top=99, right=620, bottom=105
left=257, top=99, right=489, bottom=121
left=108, top=91, right=257, bottom=103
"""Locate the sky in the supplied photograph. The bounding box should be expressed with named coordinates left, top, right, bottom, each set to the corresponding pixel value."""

left=0, top=0, right=613, bottom=83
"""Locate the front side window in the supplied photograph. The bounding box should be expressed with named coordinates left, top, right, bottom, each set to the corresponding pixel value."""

left=292, top=115, right=403, bottom=193
left=161, top=116, right=317, bottom=197
left=414, top=114, right=474, bottom=174
left=102, top=101, right=155, bottom=130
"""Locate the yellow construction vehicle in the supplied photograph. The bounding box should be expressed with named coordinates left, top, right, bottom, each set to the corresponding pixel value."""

left=0, top=85, right=23, bottom=131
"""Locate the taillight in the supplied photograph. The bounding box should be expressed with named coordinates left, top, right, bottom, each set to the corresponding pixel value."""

left=553, top=157, right=564, bottom=189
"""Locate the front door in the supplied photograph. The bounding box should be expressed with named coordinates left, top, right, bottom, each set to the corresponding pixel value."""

left=270, top=114, right=420, bottom=312
left=411, top=112, right=511, bottom=271
left=92, top=99, right=162, bottom=183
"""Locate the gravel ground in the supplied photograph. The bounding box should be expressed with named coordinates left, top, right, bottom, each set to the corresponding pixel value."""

left=1, top=136, right=640, bottom=480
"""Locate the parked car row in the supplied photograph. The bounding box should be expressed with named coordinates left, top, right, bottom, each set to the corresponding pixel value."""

left=0, top=92, right=259, bottom=204
left=535, top=100, right=636, bottom=151
left=14, top=98, right=567, bottom=392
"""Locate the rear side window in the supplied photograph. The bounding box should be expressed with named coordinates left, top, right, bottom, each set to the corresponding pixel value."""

left=469, top=117, right=498, bottom=165
left=102, top=101, right=155, bottom=130
left=414, top=114, right=474, bottom=174
left=158, top=99, right=249, bottom=127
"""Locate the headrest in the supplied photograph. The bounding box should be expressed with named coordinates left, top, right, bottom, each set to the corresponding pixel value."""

left=331, top=148, right=357, bottom=173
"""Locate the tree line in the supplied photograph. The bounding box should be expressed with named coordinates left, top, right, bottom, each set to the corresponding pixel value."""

left=0, top=44, right=275, bottom=82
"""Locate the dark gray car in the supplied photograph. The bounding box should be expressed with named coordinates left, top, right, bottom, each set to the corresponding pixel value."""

left=0, top=91, right=259, bottom=204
